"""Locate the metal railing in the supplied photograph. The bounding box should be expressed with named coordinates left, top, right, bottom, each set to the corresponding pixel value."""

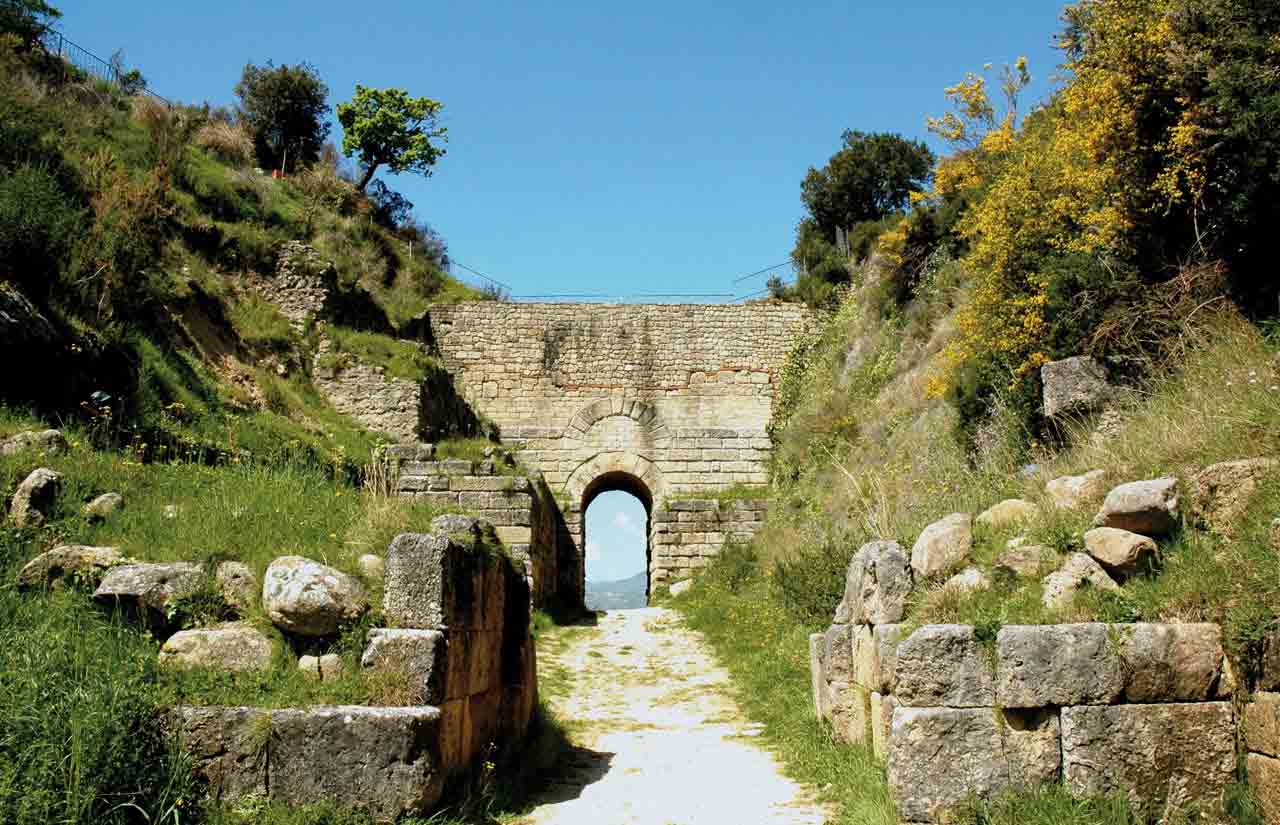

left=38, top=27, right=172, bottom=108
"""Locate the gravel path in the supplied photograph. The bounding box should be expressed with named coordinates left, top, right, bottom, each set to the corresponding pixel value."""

left=519, top=607, right=828, bottom=825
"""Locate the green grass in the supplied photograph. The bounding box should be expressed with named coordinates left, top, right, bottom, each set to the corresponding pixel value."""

left=325, top=326, right=439, bottom=382
left=664, top=482, right=771, bottom=506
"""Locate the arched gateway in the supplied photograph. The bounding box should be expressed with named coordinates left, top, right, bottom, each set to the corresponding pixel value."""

left=419, top=302, right=817, bottom=604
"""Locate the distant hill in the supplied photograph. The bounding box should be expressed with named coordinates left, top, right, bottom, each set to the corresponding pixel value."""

left=586, top=571, right=648, bottom=611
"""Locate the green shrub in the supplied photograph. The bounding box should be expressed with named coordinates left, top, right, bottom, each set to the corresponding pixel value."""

left=772, top=537, right=851, bottom=627
left=0, top=163, right=82, bottom=293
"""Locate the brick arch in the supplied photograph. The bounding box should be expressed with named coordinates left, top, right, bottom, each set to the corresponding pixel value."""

left=563, top=451, right=665, bottom=505
left=562, top=397, right=671, bottom=443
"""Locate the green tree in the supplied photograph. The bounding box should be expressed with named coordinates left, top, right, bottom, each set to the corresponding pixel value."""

left=337, top=86, right=447, bottom=192
left=234, top=61, right=330, bottom=173
left=799, top=130, right=934, bottom=241
left=0, top=0, right=59, bottom=48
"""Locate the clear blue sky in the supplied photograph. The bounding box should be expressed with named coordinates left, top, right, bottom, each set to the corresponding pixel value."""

left=60, top=0, right=1067, bottom=299
left=585, top=491, right=648, bottom=583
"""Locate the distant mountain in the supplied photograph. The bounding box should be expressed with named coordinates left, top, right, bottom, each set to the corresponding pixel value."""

left=585, top=571, right=648, bottom=610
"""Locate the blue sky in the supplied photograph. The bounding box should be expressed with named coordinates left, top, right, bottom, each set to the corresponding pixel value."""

left=57, top=1, right=1067, bottom=583
left=60, top=0, right=1067, bottom=299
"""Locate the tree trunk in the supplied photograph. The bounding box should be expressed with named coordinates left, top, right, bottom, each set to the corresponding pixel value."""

left=356, top=162, right=381, bottom=192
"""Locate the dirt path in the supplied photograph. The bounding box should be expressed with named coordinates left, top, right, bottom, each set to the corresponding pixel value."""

left=520, top=607, right=828, bottom=825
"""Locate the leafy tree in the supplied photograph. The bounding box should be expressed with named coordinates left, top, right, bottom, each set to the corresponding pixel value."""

left=337, top=86, right=446, bottom=192
left=0, top=0, right=59, bottom=48
left=799, top=131, right=934, bottom=241
left=234, top=61, right=330, bottom=173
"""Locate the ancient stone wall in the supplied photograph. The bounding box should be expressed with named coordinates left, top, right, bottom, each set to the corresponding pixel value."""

left=313, top=338, right=421, bottom=442
left=649, top=499, right=767, bottom=589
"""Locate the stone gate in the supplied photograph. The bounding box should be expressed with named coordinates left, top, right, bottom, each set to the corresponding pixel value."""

left=417, top=302, right=818, bottom=603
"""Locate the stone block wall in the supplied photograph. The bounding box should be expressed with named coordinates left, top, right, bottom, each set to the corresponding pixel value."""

left=314, top=337, right=421, bottom=442
left=649, top=498, right=767, bottom=590
left=810, top=618, right=1238, bottom=823
left=426, top=302, right=818, bottom=497
left=385, top=445, right=564, bottom=608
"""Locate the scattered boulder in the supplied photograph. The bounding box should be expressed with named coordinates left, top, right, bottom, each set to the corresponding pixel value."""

left=996, top=623, right=1123, bottom=707
left=1041, top=355, right=1112, bottom=419
left=909, top=513, right=972, bottom=579
left=16, top=544, right=122, bottom=589
left=1083, top=527, right=1157, bottom=580
left=216, top=562, right=258, bottom=614
left=262, top=556, right=368, bottom=636
left=944, top=566, right=990, bottom=593
left=1094, top=477, right=1180, bottom=536
left=834, top=540, right=912, bottom=625
left=357, top=553, right=385, bottom=582
left=0, top=429, right=67, bottom=457
left=976, top=498, right=1037, bottom=529
left=668, top=578, right=692, bottom=597
left=9, top=467, right=61, bottom=527
left=994, top=544, right=1053, bottom=577
left=1061, top=703, right=1235, bottom=822
left=94, top=562, right=203, bottom=628
left=894, top=624, right=995, bottom=708
left=1046, top=470, right=1108, bottom=510
left=889, top=706, right=1061, bottom=822
left=1041, top=553, right=1119, bottom=610
left=1188, top=458, right=1279, bottom=537
left=159, top=622, right=274, bottom=672
left=84, top=492, right=124, bottom=523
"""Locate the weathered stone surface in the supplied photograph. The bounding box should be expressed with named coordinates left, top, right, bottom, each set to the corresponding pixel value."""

left=870, top=691, right=896, bottom=761
left=170, top=706, right=268, bottom=799
left=1261, top=632, right=1280, bottom=692
left=362, top=628, right=448, bottom=704
left=1189, top=458, right=1279, bottom=537
left=809, top=632, right=825, bottom=719
left=1248, top=753, right=1280, bottom=825
left=888, top=707, right=1061, bottom=822
left=1247, top=693, right=1280, bottom=757
left=1095, top=477, right=1181, bottom=536
left=1083, top=527, right=1157, bottom=580
left=384, top=532, right=494, bottom=631
left=1118, top=623, right=1224, bottom=702
left=909, top=513, right=972, bottom=579
left=216, top=562, right=257, bottom=614
left=1042, top=355, right=1112, bottom=419
left=1061, top=703, right=1235, bottom=821
left=267, top=705, right=445, bottom=818
left=84, top=492, right=124, bottom=523
left=851, top=624, right=876, bottom=689
left=943, top=566, right=990, bottom=593
left=159, top=622, right=273, bottom=672
left=313, top=336, right=421, bottom=442
left=319, top=653, right=343, bottom=680
left=1041, top=552, right=1119, bottom=610
left=996, top=624, right=1123, bottom=707
left=357, top=553, right=385, bottom=582
left=299, top=654, right=322, bottom=680
left=0, top=428, right=67, bottom=457
left=262, top=556, right=368, bottom=636
left=1046, top=469, right=1108, bottom=510
left=993, top=544, right=1053, bottom=577
left=17, top=544, right=122, bottom=589
left=872, top=624, right=903, bottom=694
left=668, top=578, right=692, bottom=597
left=823, top=624, right=853, bottom=683
left=9, top=467, right=61, bottom=527
left=94, top=562, right=203, bottom=628
left=894, top=625, right=995, bottom=708
left=835, top=540, right=912, bottom=625
left=976, top=498, right=1037, bottom=529
left=826, top=680, right=870, bottom=744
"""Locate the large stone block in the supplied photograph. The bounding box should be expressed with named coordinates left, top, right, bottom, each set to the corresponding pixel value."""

left=384, top=532, right=492, bottom=630
left=1041, top=553, right=1119, bottom=610
left=910, top=513, right=973, bottom=579
left=95, top=562, right=203, bottom=631
left=9, top=466, right=60, bottom=528
left=361, top=628, right=448, bottom=704
left=834, top=540, right=912, bottom=625
left=872, top=624, right=903, bottom=694
left=870, top=691, right=897, bottom=761
left=268, top=706, right=445, bottom=819
left=823, top=624, right=853, bottom=683
left=825, top=680, right=870, bottom=744
left=17, top=544, right=122, bottom=589
left=996, top=624, right=1123, bottom=707
left=160, top=622, right=274, bottom=673
left=809, top=632, right=825, bottom=719
left=1248, top=753, right=1280, bottom=825
left=1041, top=355, right=1112, bottom=419
left=1247, top=693, right=1280, bottom=758
left=170, top=706, right=268, bottom=799
left=975, top=498, right=1037, bottom=529
left=894, top=625, right=994, bottom=708
left=888, top=706, right=1060, bottom=822
left=1117, top=623, right=1224, bottom=702
left=1061, top=703, right=1235, bottom=821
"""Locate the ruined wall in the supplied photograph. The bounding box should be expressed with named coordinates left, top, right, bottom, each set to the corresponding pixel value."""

left=427, top=302, right=817, bottom=498
left=649, top=499, right=767, bottom=588
left=313, top=338, right=421, bottom=442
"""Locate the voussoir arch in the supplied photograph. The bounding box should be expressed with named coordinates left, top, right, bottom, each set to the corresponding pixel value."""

left=562, top=397, right=671, bottom=443
left=563, top=451, right=666, bottom=506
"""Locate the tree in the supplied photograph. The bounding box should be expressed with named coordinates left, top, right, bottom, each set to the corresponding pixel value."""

left=234, top=61, right=330, bottom=173
left=0, top=0, right=59, bottom=48
left=800, top=131, right=934, bottom=240
left=337, top=86, right=447, bottom=192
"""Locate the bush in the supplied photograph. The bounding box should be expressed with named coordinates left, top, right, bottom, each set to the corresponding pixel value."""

left=235, top=61, right=330, bottom=173
left=195, top=120, right=254, bottom=166
left=0, top=163, right=82, bottom=294
left=772, top=537, right=851, bottom=627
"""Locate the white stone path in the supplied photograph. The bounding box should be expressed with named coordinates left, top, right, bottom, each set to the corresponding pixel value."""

left=518, top=607, right=829, bottom=825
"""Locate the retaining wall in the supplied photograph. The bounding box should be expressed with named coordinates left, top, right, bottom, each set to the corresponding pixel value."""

left=648, top=498, right=768, bottom=589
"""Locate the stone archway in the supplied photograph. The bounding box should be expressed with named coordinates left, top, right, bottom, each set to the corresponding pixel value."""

left=562, top=452, right=665, bottom=602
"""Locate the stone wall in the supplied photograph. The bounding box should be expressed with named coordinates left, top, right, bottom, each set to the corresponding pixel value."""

left=385, top=445, right=565, bottom=608
left=809, top=569, right=1239, bottom=822
left=314, top=338, right=421, bottom=442
left=648, top=498, right=767, bottom=590
left=426, top=302, right=817, bottom=497
left=251, top=241, right=335, bottom=330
